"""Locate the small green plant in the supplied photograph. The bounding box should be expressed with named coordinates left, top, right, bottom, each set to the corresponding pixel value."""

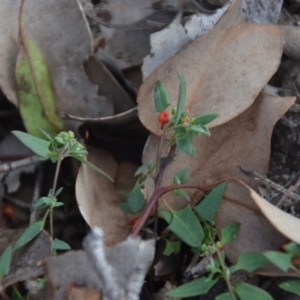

left=0, top=130, right=112, bottom=281
left=120, top=74, right=300, bottom=299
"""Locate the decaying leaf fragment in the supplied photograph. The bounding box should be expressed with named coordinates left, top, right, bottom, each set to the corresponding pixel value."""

left=75, top=147, right=138, bottom=246
left=143, top=93, right=295, bottom=210
left=137, top=0, right=284, bottom=135
left=16, top=42, right=63, bottom=138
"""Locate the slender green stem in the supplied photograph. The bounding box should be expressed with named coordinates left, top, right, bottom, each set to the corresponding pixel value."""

left=49, top=207, right=54, bottom=239
left=216, top=247, right=236, bottom=300
left=51, top=158, right=63, bottom=197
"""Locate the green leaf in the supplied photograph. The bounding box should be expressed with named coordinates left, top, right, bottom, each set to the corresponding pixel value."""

left=11, top=286, right=24, bottom=300
left=15, top=46, right=59, bottom=138
left=174, top=189, right=190, bottom=201
left=221, top=222, right=240, bottom=245
left=20, top=38, right=63, bottom=132
left=284, top=242, right=300, bottom=257
left=174, top=74, right=187, bottom=125
left=234, top=283, right=273, bottom=300
left=279, top=280, right=300, bottom=296
left=55, top=187, right=63, bottom=197
left=120, top=183, right=145, bottom=213
left=52, top=238, right=71, bottom=251
left=77, top=157, right=114, bottom=182
left=163, top=241, right=180, bottom=256
left=195, top=182, right=227, bottom=223
left=264, top=251, right=293, bottom=272
left=175, top=133, right=195, bottom=157
left=190, top=124, right=211, bottom=136
left=34, top=196, right=53, bottom=209
left=215, top=292, right=233, bottom=300
left=193, top=114, right=219, bottom=126
left=119, top=202, right=132, bottom=213
left=166, top=276, right=218, bottom=298
left=232, top=253, right=269, bottom=273
left=154, top=81, right=170, bottom=112
left=12, top=131, right=50, bottom=159
left=13, top=220, right=44, bottom=251
left=54, top=202, right=64, bottom=207
left=160, top=206, right=204, bottom=248
left=174, top=168, right=189, bottom=184
left=0, top=246, right=12, bottom=278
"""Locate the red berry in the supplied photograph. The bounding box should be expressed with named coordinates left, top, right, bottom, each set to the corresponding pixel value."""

left=158, top=111, right=169, bottom=128
left=129, top=217, right=140, bottom=227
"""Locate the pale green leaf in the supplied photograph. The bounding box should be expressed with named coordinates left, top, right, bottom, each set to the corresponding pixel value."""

left=52, top=238, right=71, bottom=251
left=160, top=206, right=204, bottom=248
left=163, top=241, right=180, bottom=256
left=154, top=81, right=170, bottom=112
left=174, top=74, right=187, bottom=125
left=232, top=253, right=269, bottom=273
left=13, top=220, right=44, bottom=250
left=166, top=276, right=218, bottom=298
left=12, top=131, right=50, bottom=159
left=234, top=283, right=273, bottom=300
left=264, top=251, right=293, bottom=272
left=195, top=182, right=227, bottom=223
left=0, top=246, right=12, bottom=278
left=215, top=292, right=233, bottom=300
left=192, top=114, right=219, bottom=126
left=221, top=222, right=240, bottom=245
left=279, top=280, right=300, bottom=296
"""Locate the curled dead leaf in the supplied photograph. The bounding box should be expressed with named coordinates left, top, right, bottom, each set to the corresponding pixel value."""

left=137, top=0, right=283, bottom=135
left=143, top=93, right=295, bottom=210
left=75, top=147, right=138, bottom=246
left=249, top=187, right=300, bottom=245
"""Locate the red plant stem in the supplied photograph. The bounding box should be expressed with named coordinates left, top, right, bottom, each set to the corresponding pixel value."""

left=131, top=144, right=210, bottom=236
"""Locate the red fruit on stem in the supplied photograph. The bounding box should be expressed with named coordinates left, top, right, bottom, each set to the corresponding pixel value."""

left=158, top=111, right=169, bottom=128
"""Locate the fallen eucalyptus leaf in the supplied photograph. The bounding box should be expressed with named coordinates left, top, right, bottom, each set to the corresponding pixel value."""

left=16, top=45, right=60, bottom=137
left=249, top=186, right=300, bottom=244
left=0, top=0, right=21, bottom=106
left=142, top=2, right=231, bottom=79
left=75, top=147, right=138, bottom=245
left=143, top=93, right=295, bottom=210
left=138, top=0, right=283, bottom=135
left=19, top=0, right=114, bottom=123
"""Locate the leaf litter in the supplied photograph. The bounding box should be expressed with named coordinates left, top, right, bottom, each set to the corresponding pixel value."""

left=0, top=0, right=300, bottom=298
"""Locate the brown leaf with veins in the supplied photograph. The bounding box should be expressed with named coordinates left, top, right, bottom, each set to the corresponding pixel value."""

left=75, top=147, right=138, bottom=246
left=143, top=93, right=295, bottom=210
left=137, top=0, right=283, bottom=136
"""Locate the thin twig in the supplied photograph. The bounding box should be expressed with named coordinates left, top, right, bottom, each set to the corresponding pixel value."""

left=239, top=167, right=300, bottom=205
left=0, top=155, right=41, bottom=174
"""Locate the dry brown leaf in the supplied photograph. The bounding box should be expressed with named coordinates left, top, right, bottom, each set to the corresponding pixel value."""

left=0, top=0, right=21, bottom=106
left=75, top=147, right=138, bottom=246
left=68, top=285, right=102, bottom=300
left=215, top=181, right=286, bottom=264
left=20, top=0, right=113, bottom=120
left=137, top=0, right=283, bottom=136
left=249, top=187, right=300, bottom=244
left=83, top=55, right=135, bottom=114
left=143, top=93, right=295, bottom=210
